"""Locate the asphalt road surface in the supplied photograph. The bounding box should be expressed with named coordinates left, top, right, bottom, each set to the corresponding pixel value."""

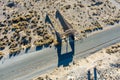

left=0, top=26, right=120, bottom=80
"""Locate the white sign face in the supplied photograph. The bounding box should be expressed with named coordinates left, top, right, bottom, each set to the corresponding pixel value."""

left=67, top=76, right=75, bottom=80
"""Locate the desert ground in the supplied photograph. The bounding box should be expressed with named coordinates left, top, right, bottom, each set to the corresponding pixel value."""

left=0, top=0, right=120, bottom=58
left=0, top=0, right=120, bottom=80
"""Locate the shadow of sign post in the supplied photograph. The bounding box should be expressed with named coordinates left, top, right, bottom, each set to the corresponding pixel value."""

left=45, top=10, right=75, bottom=67
left=55, top=10, right=75, bottom=67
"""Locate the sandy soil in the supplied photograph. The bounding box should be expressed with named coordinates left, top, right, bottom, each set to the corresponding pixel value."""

left=0, top=0, right=119, bottom=79
left=0, top=0, right=120, bottom=57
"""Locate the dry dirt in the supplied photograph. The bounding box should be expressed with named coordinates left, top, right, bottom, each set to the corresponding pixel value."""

left=0, top=0, right=120, bottom=67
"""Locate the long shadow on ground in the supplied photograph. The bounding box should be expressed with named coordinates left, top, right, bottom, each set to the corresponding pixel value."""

left=45, top=12, right=75, bottom=67
left=55, top=10, right=75, bottom=67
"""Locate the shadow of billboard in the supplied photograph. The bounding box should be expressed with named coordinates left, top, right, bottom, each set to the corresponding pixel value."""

left=45, top=12, right=75, bottom=67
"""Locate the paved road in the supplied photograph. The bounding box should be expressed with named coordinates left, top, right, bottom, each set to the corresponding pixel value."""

left=0, top=26, right=120, bottom=80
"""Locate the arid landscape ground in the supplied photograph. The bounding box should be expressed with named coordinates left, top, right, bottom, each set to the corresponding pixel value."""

left=0, top=0, right=120, bottom=57
left=0, top=0, right=120, bottom=80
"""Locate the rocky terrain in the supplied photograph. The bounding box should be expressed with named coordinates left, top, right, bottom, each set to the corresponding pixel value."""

left=0, top=0, right=120, bottom=58
left=34, top=43, right=120, bottom=80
